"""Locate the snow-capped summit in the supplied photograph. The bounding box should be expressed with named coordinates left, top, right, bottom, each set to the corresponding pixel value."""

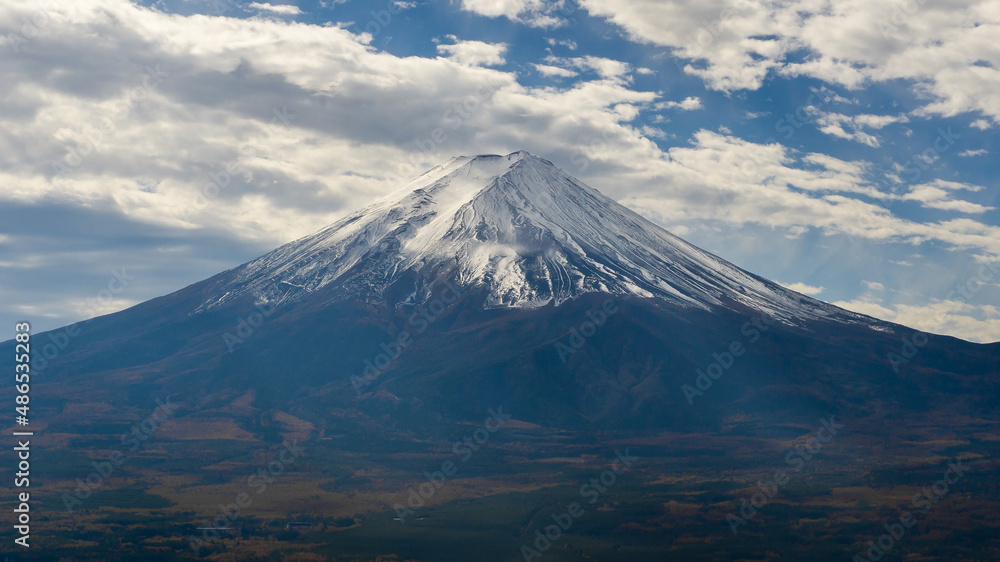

left=197, top=151, right=846, bottom=323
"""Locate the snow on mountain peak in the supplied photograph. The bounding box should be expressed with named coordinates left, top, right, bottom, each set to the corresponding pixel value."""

left=196, top=151, right=841, bottom=323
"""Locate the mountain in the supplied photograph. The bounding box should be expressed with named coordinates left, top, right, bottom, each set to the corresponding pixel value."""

left=8, top=152, right=999, bottom=435
left=5, top=151, right=1000, bottom=561
left=197, top=151, right=858, bottom=324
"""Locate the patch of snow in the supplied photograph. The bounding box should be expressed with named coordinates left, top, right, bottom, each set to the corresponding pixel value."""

left=195, top=151, right=859, bottom=327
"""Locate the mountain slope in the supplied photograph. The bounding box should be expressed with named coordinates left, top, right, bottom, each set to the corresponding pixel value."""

left=195, top=152, right=871, bottom=327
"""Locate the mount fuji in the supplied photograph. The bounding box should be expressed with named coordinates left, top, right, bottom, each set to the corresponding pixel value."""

left=8, top=151, right=998, bottom=433
left=197, top=151, right=859, bottom=325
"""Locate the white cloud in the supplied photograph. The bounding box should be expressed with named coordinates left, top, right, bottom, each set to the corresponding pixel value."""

left=780, top=281, right=824, bottom=295
left=903, top=180, right=994, bottom=215
left=546, top=37, right=578, bottom=50
left=810, top=111, right=908, bottom=147
left=0, top=0, right=656, bottom=246
left=958, top=149, right=988, bottom=157
left=639, top=125, right=667, bottom=139
left=603, top=131, right=1000, bottom=264
left=970, top=119, right=992, bottom=130
left=833, top=298, right=1000, bottom=344
left=460, top=0, right=567, bottom=27
left=655, top=96, right=703, bottom=111
left=1, top=0, right=998, bottom=337
left=863, top=280, right=885, bottom=292
left=544, top=55, right=631, bottom=78
left=4, top=0, right=994, bottom=269
left=534, top=63, right=577, bottom=78
left=248, top=2, right=302, bottom=15
left=461, top=0, right=535, bottom=18
left=576, top=56, right=630, bottom=78
left=437, top=39, right=507, bottom=67
left=580, top=0, right=1000, bottom=122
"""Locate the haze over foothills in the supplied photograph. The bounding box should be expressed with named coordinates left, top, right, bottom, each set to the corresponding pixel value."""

left=1, top=0, right=998, bottom=342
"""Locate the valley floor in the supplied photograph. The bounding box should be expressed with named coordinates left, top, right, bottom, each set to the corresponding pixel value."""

left=6, top=409, right=1000, bottom=561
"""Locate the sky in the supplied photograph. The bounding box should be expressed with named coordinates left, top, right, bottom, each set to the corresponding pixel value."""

left=0, top=0, right=998, bottom=342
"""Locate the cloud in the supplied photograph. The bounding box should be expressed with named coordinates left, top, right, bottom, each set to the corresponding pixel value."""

left=534, top=63, right=578, bottom=78
left=580, top=0, right=1000, bottom=122
left=0, top=198, right=268, bottom=328
left=863, top=280, right=885, bottom=292
left=248, top=2, right=303, bottom=15
left=3, top=0, right=994, bottom=268
left=902, top=180, right=994, bottom=214
left=461, top=0, right=535, bottom=18
left=811, top=111, right=908, bottom=147
left=780, top=282, right=824, bottom=295
left=639, top=125, right=667, bottom=139
left=460, top=0, right=568, bottom=27
left=0, top=0, right=996, bottom=337
left=437, top=39, right=508, bottom=67
left=599, top=131, right=1000, bottom=263
left=833, top=297, right=1000, bottom=344
left=0, top=0, right=655, bottom=248
left=544, top=55, right=631, bottom=78
left=546, top=37, right=578, bottom=50
left=655, top=96, right=703, bottom=111
left=958, top=149, right=988, bottom=157
left=576, top=56, right=630, bottom=78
